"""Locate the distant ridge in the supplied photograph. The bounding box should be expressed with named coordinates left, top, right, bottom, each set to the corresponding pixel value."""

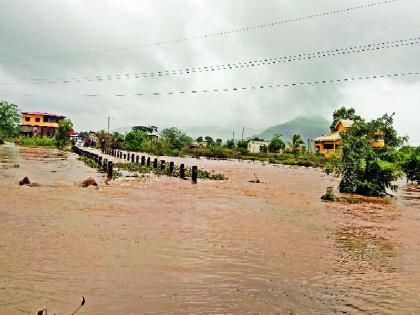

left=256, top=116, right=330, bottom=142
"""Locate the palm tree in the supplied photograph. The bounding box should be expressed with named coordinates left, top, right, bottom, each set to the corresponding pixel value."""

left=288, top=134, right=305, bottom=154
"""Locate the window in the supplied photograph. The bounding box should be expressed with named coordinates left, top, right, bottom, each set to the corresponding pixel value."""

left=324, top=143, right=335, bottom=150
left=25, top=117, right=30, bottom=122
left=44, top=116, right=48, bottom=122
left=35, top=117, right=40, bottom=123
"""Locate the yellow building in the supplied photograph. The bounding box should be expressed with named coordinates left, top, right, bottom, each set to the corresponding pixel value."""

left=314, top=119, right=384, bottom=157
left=20, top=112, right=65, bottom=137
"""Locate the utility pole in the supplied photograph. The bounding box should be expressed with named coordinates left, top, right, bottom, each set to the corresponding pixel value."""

left=307, top=138, right=311, bottom=154
left=232, top=131, right=235, bottom=143
left=107, top=116, right=110, bottom=134
left=241, top=126, right=245, bottom=142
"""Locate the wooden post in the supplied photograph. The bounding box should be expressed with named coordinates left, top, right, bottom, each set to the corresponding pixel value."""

left=123, top=153, right=126, bottom=159
left=131, top=154, right=134, bottom=163
left=179, top=163, right=185, bottom=179
left=146, top=157, right=150, bottom=167
left=160, top=160, right=165, bottom=171
left=192, top=166, right=198, bottom=184
left=153, top=158, right=158, bottom=169
left=169, top=162, right=174, bottom=175
left=141, top=156, right=145, bottom=165
left=103, top=158, right=108, bottom=172
left=127, top=152, right=130, bottom=161
left=107, top=161, right=113, bottom=179
left=136, top=155, right=139, bottom=164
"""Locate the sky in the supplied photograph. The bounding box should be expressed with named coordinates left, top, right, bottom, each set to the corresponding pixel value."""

left=0, top=0, right=419, bottom=144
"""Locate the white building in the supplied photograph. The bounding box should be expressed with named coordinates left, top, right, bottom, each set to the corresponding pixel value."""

left=247, top=139, right=269, bottom=153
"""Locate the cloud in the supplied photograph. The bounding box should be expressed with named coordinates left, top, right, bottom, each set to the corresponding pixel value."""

left=0, top=0, right=419, bottom=143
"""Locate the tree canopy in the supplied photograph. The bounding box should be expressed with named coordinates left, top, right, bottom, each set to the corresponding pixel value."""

left=269, top=134, right=285, bottom=153
left=335, top=113, right=405, bottom=196
left=330, top=106, right=362, bottom=131
left=54, top=119, right=73, bottom=148
left=0, top=101, right=20, bottom=138
left=160, top=127, right=192, bottom=150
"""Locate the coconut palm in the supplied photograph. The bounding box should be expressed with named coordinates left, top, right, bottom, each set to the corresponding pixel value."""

left=288, top=134, right=305, bottom=154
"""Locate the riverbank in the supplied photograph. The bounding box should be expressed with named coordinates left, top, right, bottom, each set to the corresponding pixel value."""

left=0, top=145, right=419, bottom=314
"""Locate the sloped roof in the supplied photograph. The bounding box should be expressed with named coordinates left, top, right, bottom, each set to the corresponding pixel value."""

left=22, top=112, right=65, bottom=118
left=335, top=119, right=354, bottom=129
left=313, top=131, right=341, bottom=142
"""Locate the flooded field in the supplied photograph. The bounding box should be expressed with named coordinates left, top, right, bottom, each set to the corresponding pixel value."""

left=0, top=144, right=419, bottom=314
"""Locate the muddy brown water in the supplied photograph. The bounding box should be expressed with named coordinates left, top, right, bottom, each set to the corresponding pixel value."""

left=0, top=144, right=419, bottom=314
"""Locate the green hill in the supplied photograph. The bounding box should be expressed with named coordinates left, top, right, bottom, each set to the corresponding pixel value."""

left=256, top=116, right=330, bottom=142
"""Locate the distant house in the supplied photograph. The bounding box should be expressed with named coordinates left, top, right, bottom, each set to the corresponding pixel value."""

left=20, top=112, right=65, bottom=137
left=248, top=139, right=269, bottom=154
left=190, top=140, right=208, bottom=148
left=314, top=119, right=384, bottom=157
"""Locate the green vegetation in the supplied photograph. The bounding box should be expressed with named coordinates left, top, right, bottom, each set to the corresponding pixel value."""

left=333, top=112, right=406, bottom=196
left=268, top=134, right=285, bottom=153
left=330, top=106, right=361, bottom=131
left=287, top=134, right=305, bottom=155
left=0, top=101, right=20, bottom=141
left=321, top=186, right=337, bottom=201
left=400, top=146, right=420, bottom=184
left=54, top=118, right=73, bottom=148
left=13, top=135, right=56, bottom=147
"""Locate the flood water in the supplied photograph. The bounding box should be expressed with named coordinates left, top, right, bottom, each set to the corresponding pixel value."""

left=0, top=144, right=419, bottom=314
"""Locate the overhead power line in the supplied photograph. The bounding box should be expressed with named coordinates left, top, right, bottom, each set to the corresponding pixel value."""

left=0, top=0, right=400, bottom=63
left=1, top=35, right=418, bottom=85
left=1, top=71, right=417, bottom=97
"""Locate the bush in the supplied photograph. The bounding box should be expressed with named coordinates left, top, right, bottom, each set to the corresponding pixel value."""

left=321, top=186, right=336, bottom=201
left=13, top=136, right=55, bottom=147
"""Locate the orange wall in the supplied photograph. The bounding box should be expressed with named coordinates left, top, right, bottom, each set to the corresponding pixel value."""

left=21, top=114, right=60, bottom=128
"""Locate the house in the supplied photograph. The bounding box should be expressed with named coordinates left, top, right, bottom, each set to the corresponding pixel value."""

left=20, top=112, right=65, bottom=137
left=314, top=119, right=384, bottom=157
left=248, top=139, right=269, bottom=154
left=190, top=140, right=208, bottom=148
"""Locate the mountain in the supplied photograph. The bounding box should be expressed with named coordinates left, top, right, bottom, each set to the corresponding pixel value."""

left=256, top=116, right=330, bottom=142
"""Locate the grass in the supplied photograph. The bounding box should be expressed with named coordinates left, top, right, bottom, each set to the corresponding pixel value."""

left=11, top=136, right=56, bottom=147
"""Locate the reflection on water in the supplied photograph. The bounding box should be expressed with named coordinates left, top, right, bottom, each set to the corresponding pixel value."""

left=0, top=146, right=420, bottom=314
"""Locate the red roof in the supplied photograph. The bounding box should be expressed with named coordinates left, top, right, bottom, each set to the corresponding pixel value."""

left=22, top=112, right=65, bottom=118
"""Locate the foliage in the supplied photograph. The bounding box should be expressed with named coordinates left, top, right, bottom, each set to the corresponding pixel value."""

left=208, top=144, right=228, bottom=159
left=124, top=129, right=148, bottom=151
left=321, top=186, right=336, bottom=201
left=287, top=134, right=305, bottom=155
left=268, top=134, right=285, bottom=153
left=330, top=106, right=362, bottom=131
left=13, top=135, right=55, bottom=147
left=0, top=101, right=20, bottom=138
left=132, top=125, right=158, bottom=134
left=95, top=130, right=112, bottom=151
left=78, top=131, right=89, bottom=137
left=237, top=140, right=248, bottom=150
left=111, top=132, right=125, bottom=149
left=54, top=118, right=73, bottom=148
left=204, top=136, right=214, bottom=146
left=334, top=114, right=404, bottom=196
left=196, top=136, right=203, bottom=142
left=226, top=139, right=235, bottom=149
left=216, top=138, right=223, bottom=145
left=401, top=146, right=420, bottom=184
left=160, top=127, right=192, bottom=150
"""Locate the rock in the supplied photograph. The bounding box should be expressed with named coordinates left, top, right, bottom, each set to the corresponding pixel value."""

left=19, top=177, right=31, bottom=185
left=82, top=177, right=98, bottom=188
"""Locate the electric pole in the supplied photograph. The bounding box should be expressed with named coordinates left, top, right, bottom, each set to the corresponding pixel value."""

left=107, top=116, right=110, bottom=134
left=242, top=126, right=245, bottom=142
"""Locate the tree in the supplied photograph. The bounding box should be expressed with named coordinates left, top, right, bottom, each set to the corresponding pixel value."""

left=132, top=125, right=158, bottom=134
left=204, top=136, right=214, bottom=146
left=287, top=134, right=305, bottom=154
left=124, top=130, right=148, bottom=151
left=196, top=136, right=203, bottom=142
left=160, top=127, right=192, bottom=150
left=401, top=146, right=420, bottom=184
left=54, top=119, right=73, bottom=148
left=216, top=138, right=223, bottom=145
left=96, top=130, right=112, bottom=151
left=0, top=101, right=20, bottom=138
left=111, top=132, right=125, bottom=149
left=335, top=114, right=405, bottom=196
left=226, top=139, right=235, bottom=149
left=268, top=134, right=285, bottom=153
left=330, top=106, right=362, bottom=131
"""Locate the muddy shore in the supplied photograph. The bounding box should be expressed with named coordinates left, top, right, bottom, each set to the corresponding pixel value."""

left=0, top=144, right=419, bottom=314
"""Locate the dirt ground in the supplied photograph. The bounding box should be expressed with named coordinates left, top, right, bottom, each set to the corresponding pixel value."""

left=0, top=144, right=419, bottom=314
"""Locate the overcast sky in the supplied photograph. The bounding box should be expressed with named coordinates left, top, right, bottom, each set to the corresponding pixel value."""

left=0, top=0, right=419, bottom=144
